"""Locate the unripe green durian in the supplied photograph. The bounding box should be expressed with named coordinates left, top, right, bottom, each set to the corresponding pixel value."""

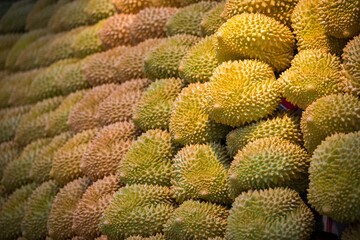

left=308, top=131, right=360, bottom=223
left=165, top=1, right=218, bottom=36
left=216, top=13, right=295, bottom=72
left=47, top=177, right=90, bottom=240
left=100, top=184, right=175, bottom=239
left=200, top=2, right=226, bottom=36
left=164, top=200, right=228, bottom=240
left=226, top=188, right=315, bottom=240
left=126, top=234, right=165, bottom=240
left=169, top=82, right=231, bottom=145
left=172, top=143, right=231, bottom=204
left=280, top=49, right=347, bottom=109
left=133, top=78, right=183, bottom=131
left=228, top=137, right=310, bottom=199
left=300, top=94, right=360, bottom=153
left=21, top=180, right=59, bottom=240
left=119, top=129, right=179, bottom=186
left=207, top=59, right=282, bottom=127
left=342, top=34, right=360, bottom=96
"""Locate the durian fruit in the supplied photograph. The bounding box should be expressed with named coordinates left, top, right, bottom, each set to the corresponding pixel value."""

left=100, top=184, right=175, bottom=239
left=0, top=183, right=37, bottom=240
left=216, top=13, right=295, bottom=72
left=1, top=138, right=51, bottom=193
left=0, top=2, right=12, bottom=18
left=82, top=46, right=128, bottom=86
left=47, top=177, right=90, bottom=240
left=25, top=0, right=58, bottom=30
left=0, top=0, right=35, bottom=33
left=68, top=84, right=119, bottom=133
left=179, top=35, right=220, bottom=83
left=163, top=200, right=228, bottom=240
left=300, top=94, right=360, bottom=153
left=0, top=141, right=20, bottom=183
left=48, top=0, right=115, bottom=32
left=130, top=7, right=178, bottom=44
left=0, top=105, right=31, bottom=144
left=29, top=132, right=73, bottom=184
left=45, top=90, right=87, bottom=137
left=165, top=1, right=218, bottom=37
left=126, top=234, right=165, bottom=240
left=308, top=131, right=360, bottom=223
left=0, top=34, right=21, bottom=69
left=228, top=137, right=310, bottom=199
left=119, top=129, right=179, bottom=186
left=111, top=0, right=152, bottom=14
left=226, top=113, right=302, bottom=158
left=207, top=60, right=282, bottom=127
left=96, top=79, right=151, bottom=126
left=14, top=96, right=64, bottom=146
left=226, top=188, right=315, bottom=240
left=169, top=82, right=231, bottom=145
left=21, top=180, right=59, bottom=240
left=99, top=14, right=135, bottom=49
left=114, top=38, right=165, bottom=83
left=291, top=0, right=348, bottom=55
left=73, top=175, right=121, bottom=239
left=81, top=121, right=140, bottom=181
left=318, top=0, right=360, bottom=39
left=172, top=143, right=231, bottom=204
left=341, top=223, right=360, bottom=240
left=200, top=2, right=226, bottom=36
left=280, top=49, right=346, bottom=109
left=50, top=128, right=98, bottom=186
left=144, top=34, right=200, bottom=80
left=133, top=78, right=183, bottom=131
left=342, top=35, right=360, bottom=96
left=221, top=0, right=298, bottom=27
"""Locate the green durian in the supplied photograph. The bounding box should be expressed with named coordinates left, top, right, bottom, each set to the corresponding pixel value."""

left=342, top=34, right=360, bottom=96
left=0, top=34, right=21, bottom=69
left=200, top=2, right=226, bottom=36
left=0, top=0, right=35, bottom=33
left=308, top=131, right=360, bottom=223
left=0, top=141, right=20, bottom=181
left=226, top=188, right=315, bottom=240
left=0, top=105, right=31, bottom=143
left=164, top=200, right=228, bottom=240
left=25, top=0, right=58, bottom=30
left=126, top=234, right=165, bottom=240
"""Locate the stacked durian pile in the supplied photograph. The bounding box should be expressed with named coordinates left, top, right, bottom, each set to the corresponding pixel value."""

left=0, top=0, right=359, bottom=239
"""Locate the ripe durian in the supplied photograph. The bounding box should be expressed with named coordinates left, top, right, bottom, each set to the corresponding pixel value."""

left=29, top=132, right=73, bottom=184
left=171, top=143, right=231, bottom=204
left=226, top=113, right=302, bottom=158
left=342, top=34, right=360, bottom=96
left=0, top=0, right=35, bottom=33
left=144, top=34, right=200, bottom=80
left=300, top=94, right=360, bottom=153
left=118, top=129, right=179, bottom=186
left=179, top=35, right=220, bottom=83
left=169, top=82, right=231, bottom=145
left=200, top=2, right=226, bottom=36
left=73, top=175, right=121, bottom=239
left=163, top=200, right=228, bottom=240
left=100, top=184, right=175, bottom=239
left=1, top=138, right=51, bottom=193
left=133, top=78, right=183, bottom=131
left=308, top=131, right=360, bottom=223
left=318, top=0, right=360, bottom=39
left=207, top=59, right=282, bottom=127
left=341, top=223, right=360, bottom=240
left=291, top=0, right=348, bottom=55
left=21, top=180, right=59, bottom=240
left=47, top=177, right=90, bottom=240
left=216, top=13, right=295, bottom=72
left=226, top=188, right=315, bottom=240
left=96, top=79, right=151, bottom=126
left=165, top=1, right=217, bottom=37
left=130, top=7, right=178, bottom=44
left=68, top=84, right=119, bottom=133
left=221, top=0, right=298, bottom=27
left=0, top=183, right=37, bottom=240
left=228, top=137, right=310, bottom=199
left=50, top=128, right=98, bottom=186
left=0, top=141, right=20, bottom=181
left=0, top=105, right=31, bottom=143
left=81, top=121, right=140, bottom=181
left=0, top=34, right=21, bottom=69
left=99, top=14, right=135, bottom=48
left=82, top=46, right=128, bottom=86
left=280, top=49, right=346, bottom=109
